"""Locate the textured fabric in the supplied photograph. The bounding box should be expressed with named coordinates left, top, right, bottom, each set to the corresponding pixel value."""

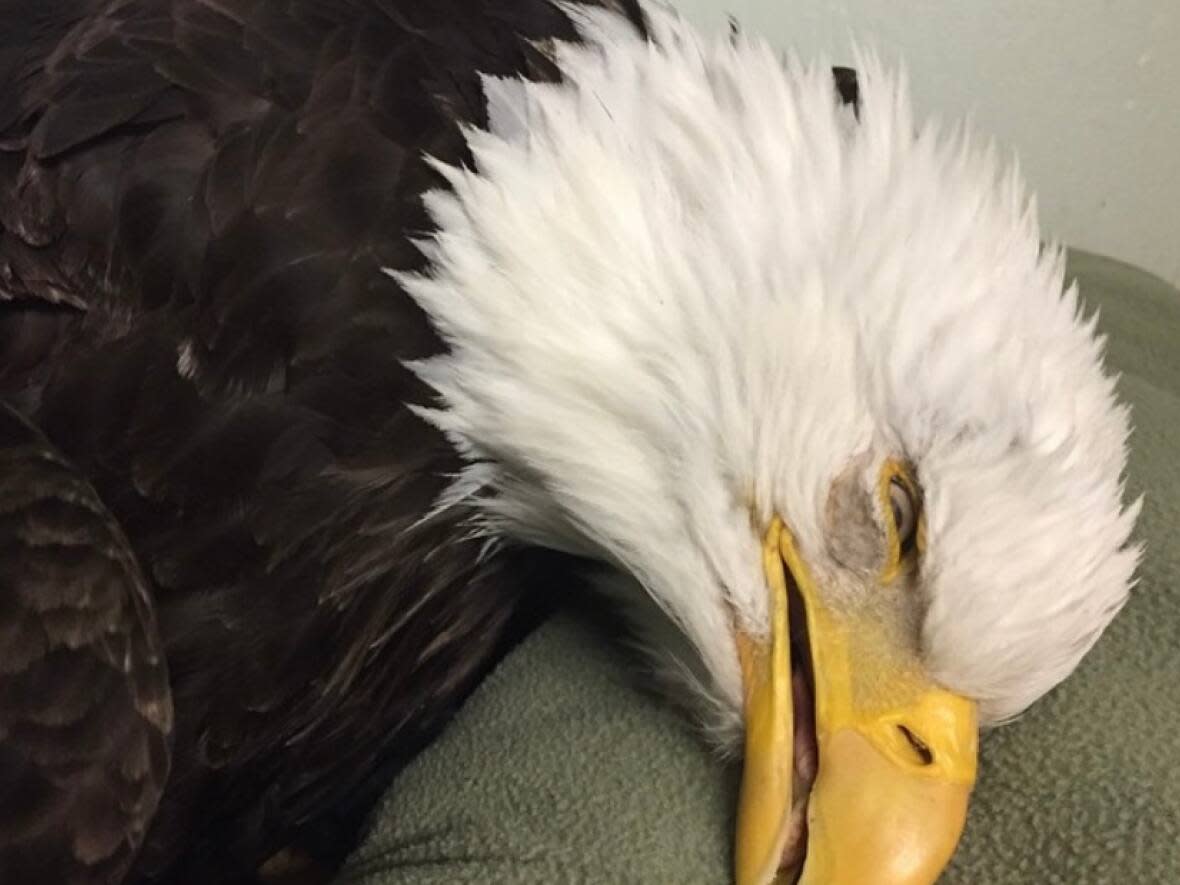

left=338, top=250, right=1180, bottom=883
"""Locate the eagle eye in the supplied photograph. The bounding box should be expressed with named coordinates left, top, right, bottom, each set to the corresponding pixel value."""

left=888, top=477, right=918, bottom=553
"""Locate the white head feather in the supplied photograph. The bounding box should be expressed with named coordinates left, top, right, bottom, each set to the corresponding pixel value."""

left=394, top=2, right=1141, bottom=740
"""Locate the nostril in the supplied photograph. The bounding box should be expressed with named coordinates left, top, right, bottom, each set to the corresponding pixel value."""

left=898, top=724, right=934, bottom=766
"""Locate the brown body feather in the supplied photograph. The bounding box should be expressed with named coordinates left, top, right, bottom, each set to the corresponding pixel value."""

left=0, top=403, right=171, bottom=884
left=0, top=1, right=653, bottom=881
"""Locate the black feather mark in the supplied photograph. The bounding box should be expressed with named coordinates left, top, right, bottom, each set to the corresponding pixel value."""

left=833, top=65, right=861, bottom=118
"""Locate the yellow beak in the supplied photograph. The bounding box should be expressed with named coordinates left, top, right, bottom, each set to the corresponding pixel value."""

left=735, top=519, right=979, bottom=885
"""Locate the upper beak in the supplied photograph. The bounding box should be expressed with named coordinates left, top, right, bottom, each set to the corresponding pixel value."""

left=735, top=518, right=979, bottom=885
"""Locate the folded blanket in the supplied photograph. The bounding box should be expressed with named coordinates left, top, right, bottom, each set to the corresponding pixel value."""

left=338, top=250, right=1180, bottom=883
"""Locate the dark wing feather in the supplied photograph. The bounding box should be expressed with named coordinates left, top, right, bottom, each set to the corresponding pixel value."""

left=0, top=403, right=171, bottom=885
left=0, top=1, right=584, bottom=881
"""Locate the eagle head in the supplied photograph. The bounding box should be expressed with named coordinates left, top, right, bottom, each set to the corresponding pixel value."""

left=396, top=5, right=1140, bottom=883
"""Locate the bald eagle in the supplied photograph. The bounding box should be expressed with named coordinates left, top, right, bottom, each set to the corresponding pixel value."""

left=0, top=1, right=1139, bottom=883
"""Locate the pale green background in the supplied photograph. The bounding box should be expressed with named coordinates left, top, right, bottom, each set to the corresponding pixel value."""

left=669, top=0, right=1180, bottom=288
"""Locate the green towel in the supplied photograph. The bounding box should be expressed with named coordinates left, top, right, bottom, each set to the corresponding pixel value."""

left=338, top=251, right=1180, bottom=884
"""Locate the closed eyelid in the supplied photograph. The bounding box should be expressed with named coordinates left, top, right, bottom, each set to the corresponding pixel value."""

left=879, top=460, right=921, bottom=582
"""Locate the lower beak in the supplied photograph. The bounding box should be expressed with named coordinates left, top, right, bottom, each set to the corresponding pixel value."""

left=734, top=519, right=979, bottom=885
